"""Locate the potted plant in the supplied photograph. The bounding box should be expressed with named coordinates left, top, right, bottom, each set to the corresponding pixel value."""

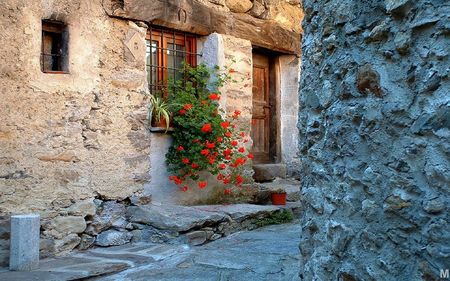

left=270, top=189, right=287, bottom=205
left=148, top=94, right=171, bottom=132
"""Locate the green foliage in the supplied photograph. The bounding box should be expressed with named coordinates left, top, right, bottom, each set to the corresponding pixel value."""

left=255, top=210, right=294, bottom=227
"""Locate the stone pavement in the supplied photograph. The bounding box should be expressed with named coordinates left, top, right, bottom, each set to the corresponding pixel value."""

left=0, top=222, right=300, bottom=281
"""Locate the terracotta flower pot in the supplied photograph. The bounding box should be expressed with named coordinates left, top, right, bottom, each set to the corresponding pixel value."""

left=271, top=192, right=287, bottom=205
left=151, top=117, right=168, bottom=128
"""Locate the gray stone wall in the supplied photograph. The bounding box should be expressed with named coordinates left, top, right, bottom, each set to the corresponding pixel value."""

left=298, top=0, right=449, bottom=280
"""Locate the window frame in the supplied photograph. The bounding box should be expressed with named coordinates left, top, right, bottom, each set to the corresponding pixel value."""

left=41, top=19, right=69, bottom=74
left=145, top=26, right=198, bottom=96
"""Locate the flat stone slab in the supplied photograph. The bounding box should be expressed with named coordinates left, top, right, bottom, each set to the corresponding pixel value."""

left=192, top=204, right=282, bottom=221
left=253, top=164, right=287, bottom=182
left=96, top=222, right=301, bottom=281
left=126, top=204, right=229, bottom=232
left=0, top=260, right=129, bottom=281
left=257, top=178, right=301, bottom=202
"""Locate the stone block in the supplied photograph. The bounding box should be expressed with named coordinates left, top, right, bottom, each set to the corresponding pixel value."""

left=9, top=214, right=40, bottom=271
left=50, top=216, right=87, bottom=235
left=186, top=231, right=207, bottom=246
left=66, top=199, right=96, bottom=216
left=95, top=230, right=132, bottom=247
left=225, top=0, right=252, bottom=13
left=252, top=164, right=287, bottom=182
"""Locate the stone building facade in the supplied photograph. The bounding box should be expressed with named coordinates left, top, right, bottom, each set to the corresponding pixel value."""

left=298, top=0, right=449, bottom=280
left=0, top=0, right=302, bottom=265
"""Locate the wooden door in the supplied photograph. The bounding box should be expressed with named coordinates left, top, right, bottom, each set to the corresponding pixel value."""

left=251, top=54, right=270, bottom=163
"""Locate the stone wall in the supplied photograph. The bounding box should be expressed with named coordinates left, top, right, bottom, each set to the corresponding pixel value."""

left=298, top=0, right=449, bottom=280
left=206, top=0, right=303, bottom=34
left=0, top=0, right=150, bottom=265
left=279, top=55, right=301, bottom=176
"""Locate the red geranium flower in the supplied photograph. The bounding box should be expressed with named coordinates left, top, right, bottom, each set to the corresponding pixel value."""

left=217, top=137, right=223, bottom=143
left=234, top=110, right=241, bottom=116
left=208, top=157, right=215, bottom=164
left=235, top=157, right=246, bottom=166
left=225, top=131, right=232, bottom=137
left=235, top=175, right=244, bottom=185
left=217, top=174, right=224, bottom=180
left=179, top=109, right=187, bottom=115
left=181, top=186, right=188, bottom=192
left=224, top=149, right=232, bottom=156
left=238, top=147, right=245, bottom=153
left=205, top=141, right=215, bottom=148
left=225, top=155, right=231, bottom=160
left=182, top=158, right=190, bottom=164
left=183, top=104, right=193, bottom=110
left=231, top=140, right=238, bottom=146
left=177, top=145, right=184, bottom=151
left=173, top=176, right=183, bottom=185
left=221, top=121, right=230, bottom=129
left=209, top=93, right=220, bottom=100
left=191, top=163, right=199, bottom=169
left=219, top=163, right=226, bottom=170
left=247, top=153, right=254, bottom=159
left=198, top=181, right=207, bottom=189
left=201, top=123, right=212, bottom=133
left=224, top=189, right=232, bottom=195
left=201, top=149, right=210, bottom=156
left=240, top=132, right=245, bottom=137
left=223, top=178, right=230, bottom=184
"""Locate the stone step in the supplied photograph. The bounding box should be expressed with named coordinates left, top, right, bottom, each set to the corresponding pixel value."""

left=252, top=164, right=287, bottom=182
left=126, top=204, right=230, bottom=232
left=126, top=202, right=301, bottom=246
left=256, top=177, right=301, bottom=202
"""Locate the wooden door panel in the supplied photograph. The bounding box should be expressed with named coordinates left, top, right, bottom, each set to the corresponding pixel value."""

left=251, top=54, right=270, bottom=163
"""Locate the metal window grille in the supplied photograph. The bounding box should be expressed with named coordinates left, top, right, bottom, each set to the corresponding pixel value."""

left=146, top=26, right=201, bottom=96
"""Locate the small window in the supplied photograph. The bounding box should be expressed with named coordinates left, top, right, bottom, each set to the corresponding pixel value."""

left=146, top=26, right=199, bottom=95
left=41, top=20, right=68, bottom=73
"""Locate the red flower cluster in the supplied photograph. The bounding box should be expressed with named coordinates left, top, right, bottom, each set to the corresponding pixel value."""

left=167, top=64, right=253, bottom=195
left=201, top=123, right=212, bottom=133
left=206, top=141, right=215, bottom=148
left=209, top=93, right=220, bottom=100
left=198, top=181, right=207, bottom=189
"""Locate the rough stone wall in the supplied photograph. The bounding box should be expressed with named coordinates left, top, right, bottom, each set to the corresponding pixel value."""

left=204, top=0, right=303, bottom=34
left=298, top=0, right=449, bottom=280
left=0, top=0, right=150, bottom=264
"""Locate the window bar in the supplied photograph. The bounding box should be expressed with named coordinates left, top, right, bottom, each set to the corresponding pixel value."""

left=149, top=26, right=153, bottom=94
left=183, top=32, right=187, bottom=89
left=173, top=29, right=176, bottom=95
left=161, top=28, right=164, bottom=95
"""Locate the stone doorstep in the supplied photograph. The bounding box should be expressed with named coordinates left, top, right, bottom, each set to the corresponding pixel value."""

left=252, top=164, right=287, bottom=182
left=256, top=177, right=301, bottom=202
